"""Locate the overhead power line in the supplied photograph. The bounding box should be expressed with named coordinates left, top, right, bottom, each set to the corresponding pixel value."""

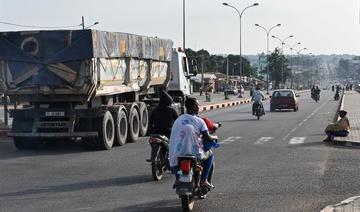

left=0, top=21, right=81, bottom=29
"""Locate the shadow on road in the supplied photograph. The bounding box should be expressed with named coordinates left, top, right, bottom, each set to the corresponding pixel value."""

left=101, top=199, right=184, bottom=212
left=0, top=174, right=152, bottom=198
left=0, top=139, right=96, bottom=160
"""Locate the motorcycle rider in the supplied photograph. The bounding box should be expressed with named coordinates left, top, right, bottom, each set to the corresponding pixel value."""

left=313, top=86, right=321, bottom=100
left=251, top=86, right=266, bottom=115
left=149, top=89, right=179, bottom=138
left=169, top=97, right=218, bottom=190
left=334, top=88, right=340, bottom=100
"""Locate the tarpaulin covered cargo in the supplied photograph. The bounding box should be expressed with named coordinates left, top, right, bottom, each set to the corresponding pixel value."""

left=0, top=29, right=173, bottom=62
left=0, top=30, right=173, bottom=102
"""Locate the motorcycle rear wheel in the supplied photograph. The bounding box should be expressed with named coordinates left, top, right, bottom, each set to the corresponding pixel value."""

left=181, top=195, right=194, bottom=211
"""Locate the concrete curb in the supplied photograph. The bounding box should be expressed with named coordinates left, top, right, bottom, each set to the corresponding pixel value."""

left=199, top=97, right=255, bottom=112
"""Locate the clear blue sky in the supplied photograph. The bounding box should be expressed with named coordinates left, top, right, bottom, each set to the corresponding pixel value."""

left=0, top=0, right=359, bottom=55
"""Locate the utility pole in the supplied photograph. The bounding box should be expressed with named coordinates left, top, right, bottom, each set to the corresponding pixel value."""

left=81, top=16, right=85, bottom=30
left=226, top=57, right=229, bottom=84
left=183, top=0, right=186, bottom=51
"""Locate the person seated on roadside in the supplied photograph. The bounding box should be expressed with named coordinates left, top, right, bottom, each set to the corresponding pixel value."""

left=323, top=110, right=350, bottom=142
left=149, top=89, right=179, bottom=139
left=169, top=97, right=218, bottom=190
left=251, top=86, right=266, bottom=115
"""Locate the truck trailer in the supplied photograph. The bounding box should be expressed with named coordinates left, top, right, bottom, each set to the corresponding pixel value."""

left=0, top=29, right=195, bottom=150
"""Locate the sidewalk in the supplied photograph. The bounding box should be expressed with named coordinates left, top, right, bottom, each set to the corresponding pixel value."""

left=321, top=90, right=360, bottom=212
left=335, top=90, right=360, bottom=144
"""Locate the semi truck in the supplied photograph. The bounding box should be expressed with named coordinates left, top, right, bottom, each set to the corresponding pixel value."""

left=0, top=29, right=195, bottom=150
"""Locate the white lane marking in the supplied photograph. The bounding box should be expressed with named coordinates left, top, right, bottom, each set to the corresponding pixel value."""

left=255, top=137, right=273, bottom=145
left=220, top=136, right=242, bottom=144
left=289, top=137, right=306, bottom=144
left=282, top=97, right=331, bottom=141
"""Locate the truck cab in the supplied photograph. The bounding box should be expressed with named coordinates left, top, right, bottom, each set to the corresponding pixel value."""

left=168, top=48, right=195, bottom=97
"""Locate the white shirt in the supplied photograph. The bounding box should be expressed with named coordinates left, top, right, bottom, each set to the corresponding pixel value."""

left=169, top=113, right=208, bottom=167
left=252, top=90, right=265, bottom=103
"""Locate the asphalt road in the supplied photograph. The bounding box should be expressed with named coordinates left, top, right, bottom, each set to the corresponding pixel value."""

left=1, top=90, right=360, bottom=212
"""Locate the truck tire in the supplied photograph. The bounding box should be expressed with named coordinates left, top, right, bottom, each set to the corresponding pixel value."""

left=127, top=105, right=140, bottom=143
left=139, top=102, right=149, bottom=137
left=96, top=111, right=115, bottom=150
left=114, top=106, right=128, bottom=146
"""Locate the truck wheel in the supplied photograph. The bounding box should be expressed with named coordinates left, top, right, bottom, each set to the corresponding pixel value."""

left=127, top=105, right=140, bottom=143
left=96, top=111, right=115, bottom=150
left=13, top=137, right=38, bottom=150
left=114, top=106, right=128, bottom=146
left=139, top=102, right=149, bottom=137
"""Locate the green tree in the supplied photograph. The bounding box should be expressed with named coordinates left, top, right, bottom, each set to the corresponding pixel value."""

left=266, top=48, right=291, bottom=88
left=185, top=48, right=254, bottom=77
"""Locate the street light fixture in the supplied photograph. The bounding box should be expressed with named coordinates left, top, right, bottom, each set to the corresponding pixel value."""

left=297, top=47, right=307, bottom=55
left=223, top=2, right=259, bottom=98
left=272, top=35, right=294, bottom=87
left=85, top=21, right=99, bottom=29
left=254, top=23, right=281, bottom=93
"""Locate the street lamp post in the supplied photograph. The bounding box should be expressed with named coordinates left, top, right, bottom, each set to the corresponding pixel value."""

left=183, top=0, right=186, bottom=51
left=223, top=2, right=259, bottom=98
left=284, top=42, right=301, bottom=89
left=295, top=47, right=307, bottom=89
left=81, top=16, right=99, bottom=29
left=255, top=23, right=281, bottom=93
left=272, top=35, right=293, bottom=87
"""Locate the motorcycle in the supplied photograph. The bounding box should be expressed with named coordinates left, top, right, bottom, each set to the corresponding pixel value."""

left=253, top=102, right=264, bottom=120
left=313, top=93, right=320, bottom=102
left=146, top=134, right=170, bottom=181
left=175, top=119, right=221, bottom=211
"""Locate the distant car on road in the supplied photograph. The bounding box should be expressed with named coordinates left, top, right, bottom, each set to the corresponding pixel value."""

left=224, top=86, right=238, bottom=95
left=270, top=89, right=299, bottom=112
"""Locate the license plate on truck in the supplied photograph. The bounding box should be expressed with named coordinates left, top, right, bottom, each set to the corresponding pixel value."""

left=45, top=112, right=65, bottom=117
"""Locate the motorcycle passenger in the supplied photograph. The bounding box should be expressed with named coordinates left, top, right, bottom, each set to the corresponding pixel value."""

left=311, top=85, right=316, bottom=98
left=251, top=86, right=266, bottom=115
left=149, top=90, right=179, bottom=138
left=169, top=97, right=218, bottom=189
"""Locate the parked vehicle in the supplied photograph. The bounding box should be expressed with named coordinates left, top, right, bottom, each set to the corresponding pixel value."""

left=0, top=30, right=196, bottom=150
left=146, top=134, right=170, bottom=181
left=270, top=89, right=299, bottom=112
left=224, top=86, right=238, bottom=95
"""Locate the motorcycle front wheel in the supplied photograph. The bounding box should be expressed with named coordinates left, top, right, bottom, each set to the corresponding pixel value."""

left=151, top=148, right=165, bottom=181
left=181, top=195, right=194, bottom=211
